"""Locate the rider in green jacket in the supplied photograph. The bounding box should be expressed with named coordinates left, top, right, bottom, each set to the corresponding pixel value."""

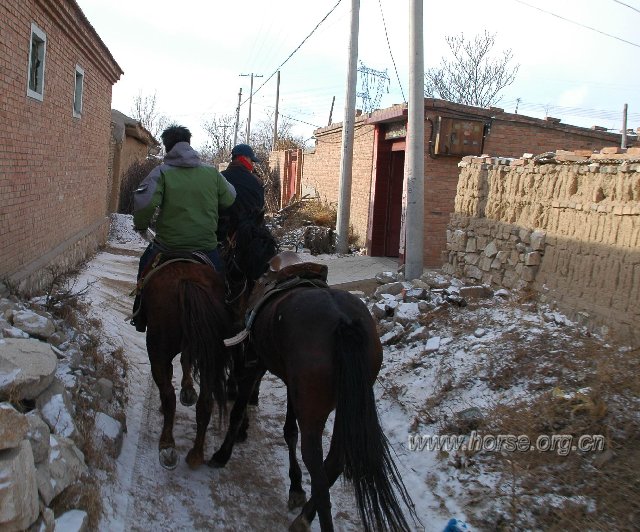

left=130, top=125, right=236, bottom=330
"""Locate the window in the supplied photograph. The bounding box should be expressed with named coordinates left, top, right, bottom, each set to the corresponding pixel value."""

left=73, top=65, right=84, bottom=117
left=27, top=23, right=47, bottom=100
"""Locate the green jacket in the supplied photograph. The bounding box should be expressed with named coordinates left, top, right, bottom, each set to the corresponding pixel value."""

left=133, top=142, right=236, bottom=250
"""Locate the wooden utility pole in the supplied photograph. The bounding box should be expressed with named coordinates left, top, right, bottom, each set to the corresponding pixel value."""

left=273, top=71, right=281, bottom=151
left=622, top=103, right=628, bottom=149
left=328, top=96, right=336, bottom=125
left=233, top=87, right=242, bottom=147
left=240, top=73, right=263, bottom=143
left=335, top=0, right=360, bottom=254
left=404, top=0, right=425, bottom=281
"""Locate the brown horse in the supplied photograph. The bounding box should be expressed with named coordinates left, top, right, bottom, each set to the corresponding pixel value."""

left=212, top=223, right=418, bottom=531
left=139, top=260, right=231, bottom=470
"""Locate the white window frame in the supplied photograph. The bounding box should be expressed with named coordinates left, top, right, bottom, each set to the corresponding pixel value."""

left=73, top=65, right=84, bottom=118
left=27, top=23, right=47, bottom=101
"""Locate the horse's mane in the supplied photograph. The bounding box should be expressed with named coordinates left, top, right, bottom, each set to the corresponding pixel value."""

left=224, top=218, right=278, bottom=284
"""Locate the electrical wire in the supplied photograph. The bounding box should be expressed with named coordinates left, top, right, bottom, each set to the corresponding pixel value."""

left=240, top=0, right=343, bottom=107
left=513, top=0, right=640, bottom=48
left=377, top=0, right=405, bottom=102
left=612, top=0, right=640, bottom=14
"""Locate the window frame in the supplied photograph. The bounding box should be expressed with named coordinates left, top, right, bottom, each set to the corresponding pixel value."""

left=27, top=23, right=47, bottom=101
left=73, top=64, right=85, bottom=118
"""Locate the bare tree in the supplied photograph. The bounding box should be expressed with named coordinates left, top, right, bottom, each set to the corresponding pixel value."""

left=424, top=31, right=519, bottom=108
left=131, top=91, right=171, bottom=141
left=250, top=112, right=307, bottom=159
left=201, top=113, right=236, bottom=166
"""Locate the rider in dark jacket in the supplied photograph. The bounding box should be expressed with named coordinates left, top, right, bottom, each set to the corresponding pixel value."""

left=217, top=143, right=265, bottom=244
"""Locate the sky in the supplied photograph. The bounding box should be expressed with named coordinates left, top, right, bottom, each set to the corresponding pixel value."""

left=76, top=0, right=640, bottom=149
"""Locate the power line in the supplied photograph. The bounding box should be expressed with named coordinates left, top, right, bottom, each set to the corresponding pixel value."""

left=513, top=0, right=640, bottom=48
left=240, top=0, right=343, bottom=107
left=612, top=0, right=640, bottom=14
left=378, top=0, right=405, bottom=101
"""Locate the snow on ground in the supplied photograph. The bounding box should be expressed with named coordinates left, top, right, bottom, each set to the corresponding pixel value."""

left=72, top=214, right=618, bottom=531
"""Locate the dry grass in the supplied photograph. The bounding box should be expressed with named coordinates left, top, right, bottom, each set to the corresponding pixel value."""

left=50, top=476, right=103, bottom=529
left=471, top=344, right=640, bottom=530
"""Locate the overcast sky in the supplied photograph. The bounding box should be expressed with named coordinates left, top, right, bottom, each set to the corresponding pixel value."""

left=77, top=0, right=640, bottom=149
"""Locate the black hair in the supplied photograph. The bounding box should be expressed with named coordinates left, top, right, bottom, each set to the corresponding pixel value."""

left=161, top=125, right=192, bottom=153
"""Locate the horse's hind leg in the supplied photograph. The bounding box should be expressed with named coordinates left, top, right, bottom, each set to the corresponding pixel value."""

left=291, top=429, right=333, bottom=532
left=285, top=394, right=306, bottom=510
left=149, top=355, right=179, bottom=470
left=293, top=421, right=344, bottom=528
left=179, top=352, right=198, bottom=407
left=185, top=387, right=213, bottom=468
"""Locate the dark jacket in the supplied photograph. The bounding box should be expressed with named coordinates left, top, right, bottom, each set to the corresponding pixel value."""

left=218, top=160, right=265, bottom=241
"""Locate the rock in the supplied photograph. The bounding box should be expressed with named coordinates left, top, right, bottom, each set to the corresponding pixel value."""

left=456, top=407, right=484, bottom=425
left=2, top=327, right=29, bottom=339
left=41, top=507, right=55, bottom=532
left=0, top=440, right=39, bottom=531
left=94, top=412, right=124, bottom=457
left=473, top=328, right=487, bottom=338
left=38, top=390, right=80, bottom=442
left=0, top=403, right=29, bottom=451
left=463, top=265, right=483, bottom=281
left=46, top=435, right=88, bottom=502
left=348, top=290, right=366, bottom=299
left=380, top=324, right=405, bottom=345
left=96, top=378, right=114, bottom=402
left=394, top=303, right=420, bottom=326
left=425, top=336, right=441, bottom=353
left=47, top=331, right=68, bottom=347
left=0, top=339, right=57, bottom=401
left=375, top=271, right=397, bottom=284
left=530, top=230, right=546, bottom=251
left=302, top=226, right=334, bottom=255
left=371, top=302, right=388, bottom=320
left=494, top=289, right=510, bottom=298
left=0, top=283, right=8, bottom=298
left=420, top=271, right=450, bottom=289
left=11, top=311, right=55, bottom=340
left=483, top=241, right=498, bottom=258
left=524, top=252, right=541, bottom=266
left=36, top=462, right=55, bottom=506
left=55, top=510, right=88, bottom=532
left=374, top=282, right=406, bottom=298
left=459, top=286, right=493, bottom=299
left=25, top=412, right=51, bottom=464
left=407, top=326, right=428, bottom=341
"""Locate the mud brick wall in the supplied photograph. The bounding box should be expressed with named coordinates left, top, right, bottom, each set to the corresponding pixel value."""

left=301, top=118, right=375, bottom=247
left=445, top=148, right=640, bottom=345
left=0, top=0, right=121, bottom=292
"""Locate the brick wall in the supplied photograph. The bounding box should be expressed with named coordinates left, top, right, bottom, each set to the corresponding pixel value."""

left=0, top=0, right=121, bottom=291
left=300, top=117, right=375, bottom=247
left=445, top=149, right=640, bottom=346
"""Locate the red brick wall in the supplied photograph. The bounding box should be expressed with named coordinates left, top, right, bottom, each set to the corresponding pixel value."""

left=0, top=0, right=118, bottom=282
left=301, top=118, right=375, bottom=246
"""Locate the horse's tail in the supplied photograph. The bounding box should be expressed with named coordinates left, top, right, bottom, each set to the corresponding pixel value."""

left=335, top=317, right=418, bottom=532
left=179, top=279, right=231, bottom=416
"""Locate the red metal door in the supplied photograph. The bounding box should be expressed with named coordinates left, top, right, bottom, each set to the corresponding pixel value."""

left=384, top=150, right=404, bottom=257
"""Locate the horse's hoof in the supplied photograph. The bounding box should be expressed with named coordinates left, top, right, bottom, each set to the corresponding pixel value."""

left=207, top=452, right=228, bottom=469
left=289, top=514, right=311, bottom=532
left=288, top=490, right=307, bottom=510
left=186, top=449, right=204, bottom=469
left=159, top=447, right=178, bottom=470
left=180, top=387, right=198, bottom=407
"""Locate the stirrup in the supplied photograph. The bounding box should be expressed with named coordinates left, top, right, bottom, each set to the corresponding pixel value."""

left=224, top=329, right=249, bottom=347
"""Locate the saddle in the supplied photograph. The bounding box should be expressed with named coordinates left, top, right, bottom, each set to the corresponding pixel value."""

left=224, top=251, right=329, bottom=346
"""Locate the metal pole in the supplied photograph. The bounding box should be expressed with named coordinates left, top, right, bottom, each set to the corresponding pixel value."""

left=233, top=87, right=242, bottom=147
left=246, top=73, right=254, bottom=142
left=273, top=71, right=280, bottom=151
left=335, top=0, right=360, bottom=254
left=622, top=103, right=628, bottom=149
left=404, top=0, right=425, bottom=280
left=328, top=95, right=336, bottom=125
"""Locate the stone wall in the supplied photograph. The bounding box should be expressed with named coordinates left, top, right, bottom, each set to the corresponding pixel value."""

left=444, top=147, right=640, bottom=345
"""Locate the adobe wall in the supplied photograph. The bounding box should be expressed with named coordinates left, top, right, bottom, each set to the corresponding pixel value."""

left=0, top=0, right=120, bottom=292
left=444, top=148, right=640, bottom=345
left=301, top=117, right=375, bottom=247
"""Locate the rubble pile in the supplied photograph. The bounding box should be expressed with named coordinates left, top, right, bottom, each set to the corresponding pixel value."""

left=0, top=289, right=124, bottom=531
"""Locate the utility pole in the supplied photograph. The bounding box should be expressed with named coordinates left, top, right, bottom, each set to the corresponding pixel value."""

left=404, top=0, right=425, bottom=281
left=273, top=70, right=280, bottom=151
left=233, top=87, right=242, bottom=147
left=622, top=103, right=628, bottom=149
left=241, top=73, right=263, bottom=143
left=328, top=96, right=335, bottom=126
left=335, top=0, right=360, bottom=254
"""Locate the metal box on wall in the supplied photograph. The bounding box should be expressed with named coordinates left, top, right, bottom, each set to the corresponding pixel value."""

left=434, top=116, right=485, bottom=156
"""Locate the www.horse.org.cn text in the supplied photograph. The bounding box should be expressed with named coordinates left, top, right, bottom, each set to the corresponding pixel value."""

left=407, top=431, right=606, bottom=456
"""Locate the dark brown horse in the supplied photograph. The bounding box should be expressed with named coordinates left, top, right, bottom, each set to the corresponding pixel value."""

left=212, top=223, right=418, bottom=531
left=139, top=260, right=231, bottom=470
